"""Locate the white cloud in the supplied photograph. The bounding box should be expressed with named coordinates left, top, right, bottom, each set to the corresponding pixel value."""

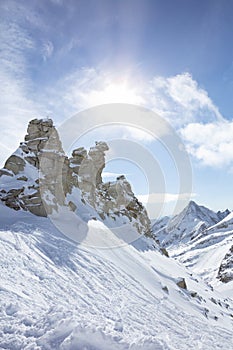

left=138, top=192, right=197, bottom=217
left=180, top=121, right=233, bottom=167
left=138, top=192, right=196, bottom=204
left=147, top=72, right=223, bottom=127
left=102, top=172, right=125, bottom=179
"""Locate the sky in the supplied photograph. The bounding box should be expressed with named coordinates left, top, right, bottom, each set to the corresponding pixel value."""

left=1, top=0, right=233, bottom=217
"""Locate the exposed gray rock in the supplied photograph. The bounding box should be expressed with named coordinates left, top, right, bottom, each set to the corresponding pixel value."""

left=77, top=141, right=109, bottom=206
left=162, top=286, right=169, bottom=294
left=160, top=247, right=169, bottom=257
left=218, top=246, right=233, bottom=283
left=176, top=277, right=187, bottom=289
left=68, top=201, right=77, bottom=212
left=17, top=175, right=28, bottom=181
left=4, top=155, right=26, bottom=175
left=95, top=175, right=152, bottom=237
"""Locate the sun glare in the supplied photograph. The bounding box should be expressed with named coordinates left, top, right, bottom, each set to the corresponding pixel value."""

left=88, top=80, right=144, bottom=105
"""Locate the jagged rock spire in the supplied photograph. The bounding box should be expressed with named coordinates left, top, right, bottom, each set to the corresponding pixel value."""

left=0, top=118, right=152, bottom=239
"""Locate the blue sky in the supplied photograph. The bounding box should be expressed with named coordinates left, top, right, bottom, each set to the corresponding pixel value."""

left=1, top=0, right=233, bottom=217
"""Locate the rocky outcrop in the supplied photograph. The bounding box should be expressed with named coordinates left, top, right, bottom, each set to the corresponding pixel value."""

left=0, top=118, right=64, bottom=216
left=69, top=144, right=152, bottom=237
left=0, top=118, right=152, bottom=238
left=218, top=246, right=233, bottom=283
left=96, top=175, right=152, bottom=237
left=75, top=142, right=109, bottom=206
left=176, top=277, right=187, bottom=290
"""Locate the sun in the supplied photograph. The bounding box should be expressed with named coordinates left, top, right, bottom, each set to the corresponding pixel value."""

left=88, top=79, right=144, bottom=105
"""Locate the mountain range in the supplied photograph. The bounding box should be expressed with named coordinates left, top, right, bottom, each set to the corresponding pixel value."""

left=152, top=200, right=233, bottom=290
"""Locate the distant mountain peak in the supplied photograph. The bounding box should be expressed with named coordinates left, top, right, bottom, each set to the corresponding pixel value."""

left=152, top=200, right=230, bottom=248
left=185, top=200, right=201, bottom=213
left=188, top=200, right=198, bottom=207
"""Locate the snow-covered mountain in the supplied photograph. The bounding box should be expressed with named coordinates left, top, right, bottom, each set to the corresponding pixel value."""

left=152, top=201, right=233, bottom=292
left=152, top=201, right=230, bottom=248
left=0, top=203, right=233, bottom=349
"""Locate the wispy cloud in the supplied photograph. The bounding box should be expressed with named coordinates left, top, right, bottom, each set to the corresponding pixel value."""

left=138, top=192, right=196, bottom=204
left=138, top=192, right=197, bottom=217
left=42, top=40, right=54, bottom=61
left=147, top=72, right=223, bottom=127
left=0, top=8, right=45, bottom=165
left=49, top=0, right=64, bottom=5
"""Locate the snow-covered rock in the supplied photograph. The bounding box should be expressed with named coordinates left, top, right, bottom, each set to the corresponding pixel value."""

left=0, top=118, right=152, bottom=239
left=0, top=118, right=63, bottom=216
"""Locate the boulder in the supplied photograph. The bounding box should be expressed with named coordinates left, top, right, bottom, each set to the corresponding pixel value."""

left=4, top=155, right=26, bottom=175
left=176, top=277, right=187, bottom=290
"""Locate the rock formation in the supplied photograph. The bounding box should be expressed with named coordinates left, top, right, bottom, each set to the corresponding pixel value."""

left=0, top=118, right=63, bottom=216
left=0, top=118, right=152, bottom=238
left=218, top=245, right=233, bottom=283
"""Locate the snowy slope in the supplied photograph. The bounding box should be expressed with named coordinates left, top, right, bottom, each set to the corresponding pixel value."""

left=0, top=203, right=233, bottom=349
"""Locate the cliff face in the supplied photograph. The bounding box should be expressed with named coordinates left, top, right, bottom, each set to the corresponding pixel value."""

left=0, top=118, right=152, bottom=238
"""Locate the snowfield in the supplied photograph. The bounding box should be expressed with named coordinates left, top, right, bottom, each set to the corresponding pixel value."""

left=0, top=203, right=233, bottom=349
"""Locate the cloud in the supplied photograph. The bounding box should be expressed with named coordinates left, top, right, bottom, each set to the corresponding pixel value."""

left=42, top=40, right=54, bottom=61
left=0, top=12, right=44, bottom=166
left=144, top=73, right=233, bottom=170
left=147, top=72, right=223, bottom=127
left=138, top=192, right=196, bottom=204
left=41, top=68, right=156, bottom=142
left=180, top=121, right=233, bottom=167
left=44, top=70, right=225, bottom=153
left=102, top=172, right=124, bottom=179
left=138, top=192, right=198, bottom=217
left=0, top=1, right=228, bottom=172
left=49, top=0, right=64, bottom=5
left=61, top=68, right=145, bottom=110
left=46, top=70, right=222, bottom=130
